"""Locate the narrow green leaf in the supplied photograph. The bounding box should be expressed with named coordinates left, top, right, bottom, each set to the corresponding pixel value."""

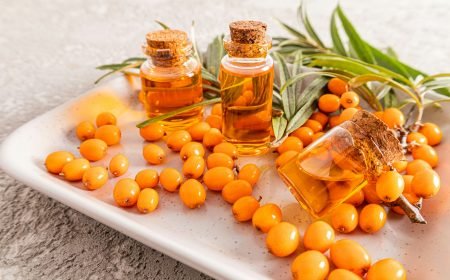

left=368, top=45, right=411, bottom=78
left=383, top=90, right=398, bottom=108
left=272, top=52, right=294, bottom=119
left=419, top=73, right=450, bottom=85
left=205, top=35, right=225, bottom=77
left=386, top=47, right=398, bottom=59
left=95, top=61, right=142, bottom=84
left=275, top=19, right=307, bottom=40
left=155, top=20, right=170, bottom=30
left=272, top=116, right=288, bottom=142
left=375, top=84, right=392, bottom=100
left=298, top=3, right=325, bottom=48
left=291, top=50, right=303, bottom=107
left=330, top=9, right=347, bottom=56
left=190, top=21, right=202, bottom=64
left=122, top=57, right=146, bottom=63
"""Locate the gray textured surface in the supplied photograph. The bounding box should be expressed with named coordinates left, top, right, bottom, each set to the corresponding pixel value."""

left=1, top=0, right=449, bottom=279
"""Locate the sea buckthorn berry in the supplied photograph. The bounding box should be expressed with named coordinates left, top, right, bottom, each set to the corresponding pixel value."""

left=160, top=168, right=183, bottom=192
left=96, top=112, right=116, bottom=127
left=418, top=122, right=442, bottom=146
left=252, top=203, right=282, bottom=233
left=367, top=258, right=406, bottom=280
left=237, top=163, right=261, bottom=187
left=363, top=183, right=383, bottom=204
left=303, top=119, right=323, bottom=133
left=143, top=144, right=165, bottom=165
left=211, top=103, right=222, bottom=116
left=137, top=188, right=159, bottom=213
left=203, top=128, right=224, bottom=150
left=328, top=115, right=341, bottom=128
left=406, top=132, right=428, bottom=145
left=180, top=142, right=205, bottom=161
left=330, top=239, right=371, bottom=276
left=303, top=220, right=335, bottom=253
left=291, top=250, right=329, bottom=280
left=213, top=142, right=238, bottom=159
left=291, top=127, right=314, bottom=146
left=139, top=123, right=164, bottom=142
left=76, top=121, right=96, bottom=141
left=275, top=151, right=298, bottom=168
left=345, top=190, right=365, bottom=207
left=179, top=179, right=206, bottom=209
left=113, top=178, right=140, bottom=207
left=318, top=94, right=340, bottom=113
left=187, top=121, right=211, bottom=141
left=340, top=91, right=360, bottom=108
left=207, top=153, right=234, bottom=169
left=328, top=269, right=362, bottom=280
left=277, top=136, right=303, bottom=154
left=339, top=108, right=359, bottom=123
left=411, top=144, right=438, bottom=167
left=312, top=132, right=325, bottom=142
left=359, top=204, right=387, bottom=233
left=402, top=174, right=414, bottom=193
left=109, top=154, right=129, bottom=177
left=203, top=166, right=234, bottom=191
left=166, top=130, right=191, bottom=152
left=232, top=196, right=260, bottom=222
left=82, top=166, right=108, bottom=190
left=95, top=125, right=121, bottom=146
left=328, top=77, right=348, bottom=96
left=411, top=169, right=440, bottom=199
left=45, top=151, right=74, bottom=174
left=310, top=111, right=329, bottom=127
left=79, top=139, right=108, bottom=162
left=392, top=160, right=407, bottom=173
left=406, top=159, right=431, bottom=175
left=222, top=179, right=253, bottom=204
left=182, top=155, right=205, bottom=179
left=205, top=114, right=222, bottom=130
left=266, top=222, right=300, bottom=257
left=330, top=203, right=358, bottom=233
left=376, top=171, right=404, bottom=202
left=60, top=158, right=90, bottom=181
left=382, top=108, right=405, bottom=129
left=135, top=169, right=159, bottom=189
left=233, top=95, right=248, bottom=106
left=373, top=111, right=384, bottom=120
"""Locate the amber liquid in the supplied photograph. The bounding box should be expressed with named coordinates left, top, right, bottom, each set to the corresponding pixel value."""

left=219, top=63, right=274, bottom=155
left=278, top=142, right=367, bottom=218
left=140, top=64, right=203, bottom=130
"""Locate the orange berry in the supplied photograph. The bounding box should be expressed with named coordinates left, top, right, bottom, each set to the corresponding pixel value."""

left=363, top=183, right=382, bottom=204
left=303, top=220, right=335, bottom=253
left=291, top=127, right=314, bottom=146
left=213, top=142, right=238, bottom=159
left=82, top=166, right=108, bottom=190
left=237, top=163, right=261, bottom=187
left=339, top=108, right=359, bottom=123
left=160, top=168, right=183, bottom=192
left=79, top=139, right=108, bottom=161
left=211, top=103, right=222, bottom=116
left=113, top=178, right=140, bottom=207
left=76, top=121, right=96, bottom=141
left=359, top=204, right=387, bottom=233
left=367, top=258, right=406, bottom=280
left=143, top=144, right=165, bottom=165
left=135, top=169, right=159, bottom=189
left=411, top=169, right=440, bottom=199
left=232, top=196, right=260, bottom=222
left=180, top=142, right=205, bottom=161
left=291, top=250, right=330, bottom=280
left=205, top=114, right=222, bottom=130
left=328, top=77, right=348, bottom=96
left=207, top=153, right=234, bottom=169
left=45, top=151, right=74, bottom=174
left=96, top=112, right=116, bottom=127
left=182, top=155, right=205, bottom=179
left=406, top=159, right=431, bottom=175
left=312, top=132, right=325, bottom=142
left=277, top=136, right=303, bottom=154
left=303, top=119, right=323, bottom=133
left=187, top=122, right=211, bottom=141
left=406, top=132, right=428, bottom=145
left=330, top=239, right=371, bottom=276
left=203, top=128, right=224, bottom=150
left=373, top=111, right=384, bottom=120
left=139, top=123, right=165, bottom=142
left=137, top=188, right=159, bottom=213
left=376, top=171, right=404, bottom=202
left=166, top=130, right=191, bottom=152
left=340, top=91, right=359, bottom=108
left=109, top=154, right=129, bottom=177
left=328, top=269, right=362, bottom=280
left=222, top=179, right=253, bottom=204
left=95, top=125, right=121, bottom=146
left=275, top=150, right=298, bottom=168
left=179, top=179, right=206, bottom=209
left=402, top=174, right=414, bottom=193
left=252, top=203, right=282, bottom=233
left=418, top=122, right=442, bottom=146
left=392, top=160, right=407, bottom=173
left=203, top=166, right=234, bottom=191
left=266, top=222, right=300, bottom=257
left=318, top=94, right=340, bottom=113
left=331, top=203, right=358, bottom=233
left=329, top=115, right=341, bottom=128
left=411, top=144, right=438, bottom=167
left=345, top=190, right=365, bottom=207
left=60, top=158, right=90, bottom=181
left=382, top=108, right=405, bottom=128
left=310, top=111, right=329, bottom=127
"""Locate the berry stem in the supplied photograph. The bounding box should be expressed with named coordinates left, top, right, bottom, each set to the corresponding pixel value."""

left=385, top=194, right=427, bottom=224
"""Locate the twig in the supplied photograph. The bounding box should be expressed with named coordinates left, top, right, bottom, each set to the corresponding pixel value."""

left=384, top=194, right=427, bottom=224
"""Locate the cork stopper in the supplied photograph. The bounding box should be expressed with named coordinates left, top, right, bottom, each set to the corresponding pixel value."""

left=143, top=29, right=191, bottom=66
left=229, top=20, right=267, bottom=44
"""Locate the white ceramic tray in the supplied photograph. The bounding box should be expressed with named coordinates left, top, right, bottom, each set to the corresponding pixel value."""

left=1, top=76, right=449, bottom=280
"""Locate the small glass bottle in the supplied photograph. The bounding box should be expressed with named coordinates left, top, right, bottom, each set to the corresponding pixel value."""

left=140, top=29, right=203, bottom=130
left=219, top=21, right=274, bottom=156
left=278, top=110, right=404, bottom=218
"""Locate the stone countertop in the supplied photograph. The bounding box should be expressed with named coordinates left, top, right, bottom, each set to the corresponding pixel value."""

left=0, top=0, right=449, bottom=279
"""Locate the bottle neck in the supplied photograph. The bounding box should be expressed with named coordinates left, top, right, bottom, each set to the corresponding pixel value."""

left=221, top=54, right=273, bottom=76
left=148, top=55, right=188, bottom=67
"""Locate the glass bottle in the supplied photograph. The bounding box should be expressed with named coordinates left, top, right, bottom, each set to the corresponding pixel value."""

left=219, top=21, right=274, bottom=156
left=277, top=110, right=404, bottom=218
left=140, top=29, right=203, bottom=130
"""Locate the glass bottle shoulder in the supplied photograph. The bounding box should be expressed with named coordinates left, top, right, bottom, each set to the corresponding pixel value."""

left=220, top=55, right=273, bottom=77
left=140, top=57, right=201, bottom=82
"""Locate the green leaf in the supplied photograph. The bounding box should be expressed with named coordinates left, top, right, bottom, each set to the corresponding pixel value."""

left=368, top=44, right=411, bottom=78
left=155, top=20, right=170, bottom=30
left=275, top=19, right=307, bottom=40
left=95, top=60, right=143, bottom=84
left=272, top=116, right=288, bottom=142
left=205, top=35, right=225, bottom=77
left=272, top=52, right=294, bottom=119
left=291, top=50, right=303, bottom=106
left=298, top=3, right=325, bottom=48
left=386, top=47, right=398, bottom=59
left=330, top=9, right=347, bottom=56
left=383, top=90, right=398, bottom=108
left=190, top=21, right=202, bottom=64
